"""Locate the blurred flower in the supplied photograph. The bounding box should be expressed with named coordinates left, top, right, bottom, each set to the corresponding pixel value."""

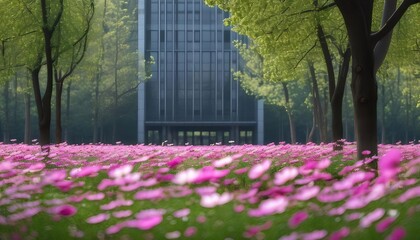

left=173, top=208, right=190, bottom=218
left=329, top=227, right=350, bottom=240
left=378, top=149, right=402, bottom=183
left=184, top=226, right=197, bottom=237
left=376, top=217, right=396, bottom=233
left=386, top=227, right=406, bottom=240
left=167, top=157, right=184, bottom=169
left=274, top=167, right=298, bottom=185
left=288, top=211, right=308, bottom=228
left=86, top=213, right=110, bottom=224
left=360, top=208, right=385, bottom=228
left=173, top=168, right=199, bottom=185
left=213, top=156, right=233, bottom=168
left=301, top=230, right=327, bottom=240
left=200, top=192, right=232, bottom=208
left=48, top=204, right=77, bottom=217
left=108, top=165, right=133, bottom=179
left=248, top=160, right=271, bottom=180
left=248, top=197, right=288, bottom=217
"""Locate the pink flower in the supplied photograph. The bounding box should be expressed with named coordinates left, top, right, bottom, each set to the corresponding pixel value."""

left=200, top=192, right=232, bottom=208
left=100, top=199, right=133, bottom=211
left=243, top=221, right=273, bottom=238
left=113, top=210, right=132, bottom=218
left=173, top=168, right=199, bottom=185
left=106, top=223, right=124, bottom=235
left=378, top=149, right=402, bottom=183
left=194, top=166, right=230, bottom=184
left=248, top=160, right=271, bottom=180
left=288, top=211, right=308, bottom=228
left=25, top=163, right=46, bottom=173
left=279, top=232, right=299, bottom=240
left=54, top=180, right=73, bottom=192
left=234, top=205, right=245, bottom=213
left=135, top=188, right=165, bottom=200
left=48, top=204, right=77, bottom=217
left=397, top=186, right=420, bottom=202
left=167, top=157, right=184, bottom=169
left=386, top=227, right=406, bottom=240
left=362, top=150, right=371, bottom=156
left=274, top=167, right=299, bottom=185
left=213, top=156, right=233, bottom=168
left=360, top=208, right=385, bottom=228
left=108, top=165, right=133, bottom=178
left=85, top=192, right=105, bottom=201
left=248, top=197, right=288, bottom=217
left=317, top=189, right=347, bottom=203
left=196, top=215, right=206, bottom=223
left=301, top=230, right=327, bottom=240
left=184, top=226, right=197, bottom=237
left=234, top=167, right=249, bottom=174
left=42, top=170, right=67, bottom=184
left=70, top=165, right=101, bottom=178
left=329, top=227, right=350, bottom=240
left=195, top=186, right=217, bottom=196
left=86, top=213, right=110, bottom=224
left=165, top=231, right=181, bottom=239
left=376, top=217, right=396, bottom=233
left=125, top=209, right=165, bottom=230
left=173, top=208, right=190, bottom=218
left=293, top=186, right=320, bottom=201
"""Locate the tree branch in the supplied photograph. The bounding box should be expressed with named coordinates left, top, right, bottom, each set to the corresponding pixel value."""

left=290, top=2, right=336, bottom=16
left=370, top=0, right=420, bottom=46
left=294, top=41, right=317, bottom=69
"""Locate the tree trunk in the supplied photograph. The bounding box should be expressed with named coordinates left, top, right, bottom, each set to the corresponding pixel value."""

left=55, top=70, right=63, bottom=144
left=13, top=73, right=18, bottom=139
left=332, top=48, right=351, bottom=150
left=281, top=82, right=296, bottom=144
left=335, top=0, right=377, bottom=166
left=380, top=83, right=386, bottom=144
left=3, top=80, right=10, bottom=143
left=24, top=73, right=31, bottom=144
left=65, top=81, right=72, bottom=142
left=335, top=0, right=419, bottom=166
left=307, top=109, right=316, bottom=143
left=112, top=24, right=120, bottom=143
left=93, top=73, right=100, bottom=143
left=308, top=62, right=327, bottom=143
left=38, top=0, right=63, bottom=147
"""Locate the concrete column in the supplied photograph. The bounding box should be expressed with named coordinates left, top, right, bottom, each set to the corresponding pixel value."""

left=137, top=0, right=146, bottom=143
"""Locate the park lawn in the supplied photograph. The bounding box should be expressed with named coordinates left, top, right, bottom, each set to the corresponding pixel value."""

left=0, top=143, right=419, bottom=240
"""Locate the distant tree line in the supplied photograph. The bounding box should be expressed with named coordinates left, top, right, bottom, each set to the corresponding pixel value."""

left=0, top=0, right=147, bottom=145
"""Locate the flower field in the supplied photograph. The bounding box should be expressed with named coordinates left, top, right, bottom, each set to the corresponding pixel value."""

left=0, top=143, right=419, bottom=240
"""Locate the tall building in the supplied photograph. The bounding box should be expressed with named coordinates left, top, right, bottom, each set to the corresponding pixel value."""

left=138, top=0, right=263, bottom=145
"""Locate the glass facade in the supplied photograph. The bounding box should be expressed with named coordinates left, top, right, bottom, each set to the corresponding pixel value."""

left=138, top=0, right=263, bottom=145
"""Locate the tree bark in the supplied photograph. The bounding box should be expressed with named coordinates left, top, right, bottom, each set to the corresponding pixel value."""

left=3, top=80, right=10, bottom=143
left=332, top=48, right=351, bottom=149
left=281, top=82, right=296, bottom=144
left=380, top=83, right=386, bottom=144
left=308, top=62, right=327, bottom=143
left=55, top=70, right=63, bottom=144
left=37, top=0, right=63, bottom=147
left=24, top=73, right=31, bottom=144
left=65, top=81, right=72, bottom=142
left=335, top=0, right=377, bottom=166
left=93, top=73, right=100, bottom=143
left=335, top=0, right=420, bottom=164
left=112, top=4, right=121, bottom=144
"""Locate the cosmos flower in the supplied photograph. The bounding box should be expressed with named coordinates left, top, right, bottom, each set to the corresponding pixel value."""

left=288, top=211, right=309, bottom=228
left=248, top=160, right=271, bottom=180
